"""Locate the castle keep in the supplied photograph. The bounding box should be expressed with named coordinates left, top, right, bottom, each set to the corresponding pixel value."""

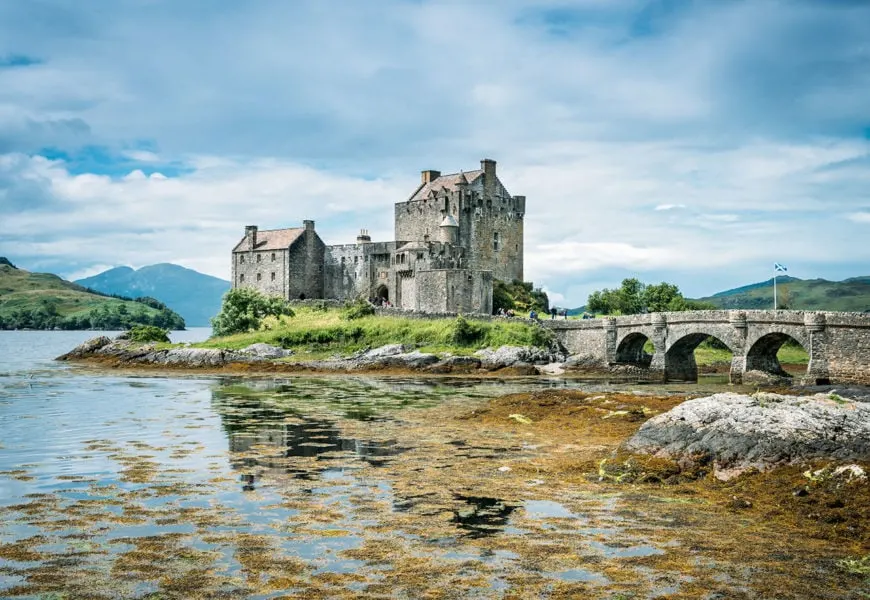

left=231, top=159, right=524, bottom=315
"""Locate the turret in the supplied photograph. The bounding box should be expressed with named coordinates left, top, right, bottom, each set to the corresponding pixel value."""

left=356, top=229, right=372, bottom=243
left=439, top=214, right=459, bottom=244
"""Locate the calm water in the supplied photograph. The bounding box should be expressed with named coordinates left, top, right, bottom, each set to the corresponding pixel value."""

left=0, top=331, right=864, bottom=599
left=0, top=331, right=603, bottom=598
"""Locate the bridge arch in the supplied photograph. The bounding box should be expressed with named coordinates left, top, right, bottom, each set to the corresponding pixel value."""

left=615, top=332, right=653, bottom=367
left=745, top=332, right=808, bottom=381
left=664, top=333, right=736, bottom=382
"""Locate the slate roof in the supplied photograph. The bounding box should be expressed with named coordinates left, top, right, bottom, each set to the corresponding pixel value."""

left=408, top=170, right=484, bottom=201
left=232, top=228, right=305, bottom=253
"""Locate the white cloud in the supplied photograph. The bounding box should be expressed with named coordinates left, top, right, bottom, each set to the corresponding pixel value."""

left=1, top=0, right=869, bottom=306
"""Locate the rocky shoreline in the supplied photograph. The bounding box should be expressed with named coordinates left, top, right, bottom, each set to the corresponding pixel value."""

left=56, top=335, right=573, bottom=376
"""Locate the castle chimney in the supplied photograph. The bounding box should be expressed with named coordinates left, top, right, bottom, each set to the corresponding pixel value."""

left=480, top=158, right=496, bottom=179
left=245, top=225, right=258, bottom=250
left=356, top=228, right=372, bottom=243
left=303, top=220, right=315, bottom=232
left=421, top=170, right=441, bottom=184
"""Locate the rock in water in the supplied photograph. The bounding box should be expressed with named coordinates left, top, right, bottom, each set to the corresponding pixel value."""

left=625, top=392, right=870, bottom=476
left=57, top=336, right=112, bottom=360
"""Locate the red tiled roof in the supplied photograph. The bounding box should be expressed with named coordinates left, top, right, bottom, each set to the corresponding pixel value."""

left=232, top=228, right=304, bottom=253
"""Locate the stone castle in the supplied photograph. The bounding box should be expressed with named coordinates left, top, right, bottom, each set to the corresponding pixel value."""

left=231, top=159, right=524, bottom=315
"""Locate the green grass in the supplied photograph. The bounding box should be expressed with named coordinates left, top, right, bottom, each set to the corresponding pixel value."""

left=197, top=306, right=552, bottom=356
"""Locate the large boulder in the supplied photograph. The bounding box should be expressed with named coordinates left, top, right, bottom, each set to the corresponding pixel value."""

left=145, top=348, right=234, bottom=367
left=626, top=392, right=870, bottom=477
left=474, top=346, right=553, bottom=369
left=56, top=336, right=112, bottom=360
left=240, top=343, right=293, bottom=359
left=360, top=344, right=407, bottom=360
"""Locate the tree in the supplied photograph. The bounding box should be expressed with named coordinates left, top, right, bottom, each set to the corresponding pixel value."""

left=492, top=279, right=549, bottom=314
left=586, top=278, right=713, bottom=315
left=211, top=288, right=295, bottom=336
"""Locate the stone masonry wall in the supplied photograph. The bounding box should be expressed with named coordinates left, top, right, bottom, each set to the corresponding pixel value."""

left=324, top=242, right=396, bottom=302
left=232, top=248, right=289, bottom=298
left=287, top=229, right=325, bottom=300
left=544, top=311, right=870, bottom=384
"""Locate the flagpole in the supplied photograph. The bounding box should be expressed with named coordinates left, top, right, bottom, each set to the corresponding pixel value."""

left=774, top=271, right=777, bottom=310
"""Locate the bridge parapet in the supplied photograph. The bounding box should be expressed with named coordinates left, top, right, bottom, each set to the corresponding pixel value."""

left=543, top=310, right=870, bottom=385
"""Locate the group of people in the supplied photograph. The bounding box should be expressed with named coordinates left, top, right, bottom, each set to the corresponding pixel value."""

left=499, top=307, right=570, bottom=321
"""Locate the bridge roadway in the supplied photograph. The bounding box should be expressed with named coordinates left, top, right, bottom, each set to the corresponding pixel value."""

left=543, top=310, right=870, bottom=384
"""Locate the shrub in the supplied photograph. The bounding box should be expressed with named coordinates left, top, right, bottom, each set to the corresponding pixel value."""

left=211, top=288, right=295, bottom=336
left=447, top=315, right=484, bottom=345
left=342, top=299, right=375, bottom=320
left=128, top=325, right=170, bottom=343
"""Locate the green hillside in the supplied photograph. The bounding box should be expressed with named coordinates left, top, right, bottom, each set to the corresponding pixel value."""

left=697, top=276, right=870, bottom=312
left=76, top=263, right=230, bottom=326
left=0, top=260, right=186, bottom=330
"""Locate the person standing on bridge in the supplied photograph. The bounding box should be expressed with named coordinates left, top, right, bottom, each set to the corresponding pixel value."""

left=550, top=307, right=557, bottom=320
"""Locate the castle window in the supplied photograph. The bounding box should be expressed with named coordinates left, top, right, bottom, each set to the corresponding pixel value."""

left=271, top=253, right=276, bottom=261
left=239, top=274, right=245, bottom=283
left=257, top=254, right=261, bottom=263
left=493, top=232, right=500, bottom=251
left=271, top=272, right=276, bottom=281
left=354, top=256, right=358, bottom=265
left=341, top=257, right=345, bottom=265
left=417, top=252, right=424, bottom=260
left=257, top=273, right=262, bottom=281
left=240, top=255, right=245, bottom=264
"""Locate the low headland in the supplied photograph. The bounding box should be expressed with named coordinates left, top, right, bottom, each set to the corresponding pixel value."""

left=57, top=303, right=807, bottom=378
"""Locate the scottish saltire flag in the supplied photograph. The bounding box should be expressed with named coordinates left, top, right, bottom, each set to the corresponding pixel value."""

left=774, top=263, right=787, bottom=273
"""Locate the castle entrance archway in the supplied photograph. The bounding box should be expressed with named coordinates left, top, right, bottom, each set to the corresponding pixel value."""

left=375, top=285, right=389, bottom=304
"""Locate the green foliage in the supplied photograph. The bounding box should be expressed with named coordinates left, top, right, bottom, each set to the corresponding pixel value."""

left=341, top=299, right=375, bottom=320
left=697, top=275, right=870, bottom=311
left=586, top=278, right=714, bottom=315
left=211, top=288, right=294, bottom=336
left=448, top=315, right=485, bottom=345
left=128, top=325, right=170, bottom=343
left=492, top=279, right=549, bottom=314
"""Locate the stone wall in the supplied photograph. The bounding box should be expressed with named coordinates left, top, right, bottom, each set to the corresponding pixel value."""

left=324, top=241, right=396, bottom=302
left=414, top=269, right=493, bottom=315
left=288, top=228, right=325, bottom=300
left=232, top=248, right=289, bottom=298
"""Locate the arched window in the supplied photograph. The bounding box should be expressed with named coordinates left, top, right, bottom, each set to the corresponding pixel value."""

left=271, top=253, right=276, bottom=261
left=256, top=273, right=262, bottom=281
left=239, top=274, right=245, bottom=282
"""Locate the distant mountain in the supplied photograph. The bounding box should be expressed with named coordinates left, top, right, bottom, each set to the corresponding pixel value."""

left=696, top=276, right=870, bottom=312
left=76, top=263, right=230, bottom=326
left=0, top=261, right=185, bottom=330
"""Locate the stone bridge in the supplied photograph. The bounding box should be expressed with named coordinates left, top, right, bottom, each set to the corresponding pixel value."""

left=543, top=310, right=870, bottom=384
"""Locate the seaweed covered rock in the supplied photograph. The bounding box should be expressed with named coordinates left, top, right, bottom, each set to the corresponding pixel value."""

left=625, top=392, right=870, bottom=477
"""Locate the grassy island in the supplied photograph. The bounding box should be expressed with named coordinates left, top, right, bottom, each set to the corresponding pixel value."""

left=197, top=305, right=553, bottom=359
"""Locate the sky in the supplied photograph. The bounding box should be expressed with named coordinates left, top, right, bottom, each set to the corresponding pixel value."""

left=1, top=0, right=869, bottom=307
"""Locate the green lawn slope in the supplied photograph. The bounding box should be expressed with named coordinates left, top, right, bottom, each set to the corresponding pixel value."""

left=0, top=261, right=185, bottom=330
left=198, top=305, right=552, bottom=359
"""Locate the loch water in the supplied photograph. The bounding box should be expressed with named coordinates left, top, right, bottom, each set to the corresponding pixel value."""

left=0, top=331, right=865, bottom=599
